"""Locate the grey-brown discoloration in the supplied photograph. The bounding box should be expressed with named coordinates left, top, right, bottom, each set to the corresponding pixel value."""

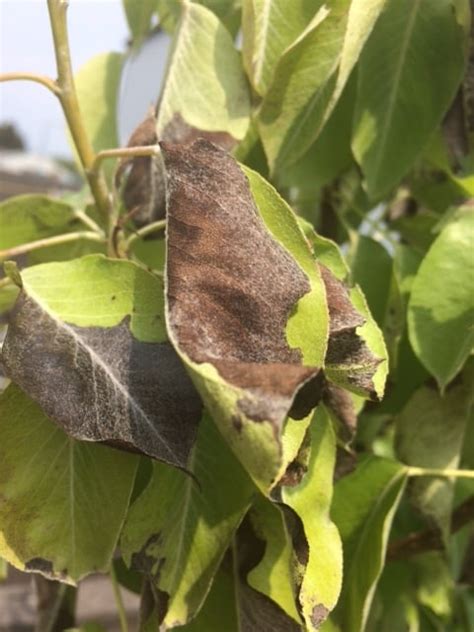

left=2, top=295, right=202, bottom=469
left=25, top=557, right=69, bottom=583
left=321, top=264, right=381, bottom=399
left=162, top=139, right=320, bottom=431
left=310, top=604, right=329, bottom=627
left=116, top=111, right=166, bottom=226
left=161, top=112, right=237, bottom=151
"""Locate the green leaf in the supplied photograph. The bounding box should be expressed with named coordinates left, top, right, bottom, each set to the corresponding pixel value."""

left=282, top=405, right=343, bottom=630
left=298, top=218, right=349, bottom=281
left=162, top=139, right=327, bottom=490
left=408, top=210, right=474, bottom=389
left=74, top=53, right=123, bottom=170
left=121, top=414, right=255, bottom=628
left=349, top=235, right=393, bottom=328
left=157, top=0, right=242, bottom=36
left=247, top=496, right=302, bottom=623
left=122, top=0, right=156, bottom=42
left=352, top=0, right=466, bottom=198
left=0, top=384, right=137, bottom=582
left=2, top=255, right=202, bottom=469
left=242, top=0, right=323, bottom=96
left=331, top=456, right=408, bottom=632
left=0, top=557, right=6, bottom=581
left=258, top=0, right=387, bottom=172
left=156, top=2, right=250, bottom=148
left=395, top=381, right=473, bottom=540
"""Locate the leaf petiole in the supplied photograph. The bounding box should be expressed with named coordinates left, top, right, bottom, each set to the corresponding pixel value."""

left=125, top=219, right=167, bottom=248
left=0, top=72, right=60, bottom=96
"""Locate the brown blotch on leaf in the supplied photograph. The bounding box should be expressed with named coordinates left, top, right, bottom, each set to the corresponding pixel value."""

left=116, top=110, right=166, bottom=227
left=323, top=381, right=358, bottom=441
left=2, top=296, right=203, bottom=470
left=161, top=112, right=237, bottom=151
left=162, top=139, right=321, bottom=433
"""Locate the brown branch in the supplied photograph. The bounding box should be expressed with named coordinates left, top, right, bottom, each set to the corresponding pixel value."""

left=387, top=495, right=474, bottom=562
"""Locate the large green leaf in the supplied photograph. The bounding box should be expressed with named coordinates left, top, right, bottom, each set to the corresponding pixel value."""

left=282, top=405, right=343, bottom=630
left=156, top=2, right=250, bottom=149
left=161, top=139, right=328, bottom=490
left=122, top=0, right=156, bottom=42
left=408, top=210, right=474, bottom=389
left=0, top=384, right=137, bottom=582
left=395, top=380, right=473, bottom=541
left=242, top=0, right=323, bottom=96
left=331, top=456, right=407, bottom=632
left=2, top=255, right=202, bottom=469
left=258, top=0, right=387, bottom=172
left=74, top=53, right=123, bottom=170
left=121, top=414, right=256, bottom=628
left=157, top=0, right=242, bottom=36
left=352, top=0, right=466, bottom=198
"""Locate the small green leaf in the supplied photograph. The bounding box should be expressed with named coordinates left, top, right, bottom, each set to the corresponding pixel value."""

left=242, top=0, right=323, bottom=96
left=0, top=384, right=137, bottom=582
left=122, top=0, right=156, bottom=42
left=331, top=456, right=408, bottom=632
left=298, top=218, right=349, bottom=281
left=352, top=0, right=466, bottom=198
left=74, top=53, right=123, bottom=169
left=156, top=2, right=250, bottom=148
left=121, top=414, right=255, bottom=628
left=395, top=381, right=473, bottom=541
left=282, top=405, right=343, bottom=630
left=408, top=210, right=474, bottom=389
left=2, top=255, right=202, bottom=469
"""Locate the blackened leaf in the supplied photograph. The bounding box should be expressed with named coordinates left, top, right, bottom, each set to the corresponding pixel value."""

left=2, top=255, right=202, bottom=470
left=0, top=384, right=138, bottom=583
left=156, top=2, right=250, bottom=149
left=162, top=139, right=326, bottom=490
left=121, top=414, right=256, bottom=628
left=321, top=264, right=387, bottom=400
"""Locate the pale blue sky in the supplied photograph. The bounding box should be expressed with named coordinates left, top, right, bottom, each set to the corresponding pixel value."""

left=0, top=0, right=131, bottom=156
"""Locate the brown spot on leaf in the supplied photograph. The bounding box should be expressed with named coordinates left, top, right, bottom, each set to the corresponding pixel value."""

left=25, top=557, right=69, bottom=582
left=2, top=296, right=203, bottom=470
left=323, top=381, right=358, bottom=440
left=162, top=139, right=320, bottom=433
left=311, top=604, right=329, bottom=627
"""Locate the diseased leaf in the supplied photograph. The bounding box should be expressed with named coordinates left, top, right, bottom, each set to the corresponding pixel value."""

left=242, top=0, right=323, bottom=96
left=74, top=53, right=123, bottom=173
left=331, top=456, right=408, bottom=632
left=352, top=0, right=466, bottom=198
left=2, top=255, right=202, bottom=470
left=258, top=0, right=387, bottom=172
left=122, top=0, right=156, bottom=42
left=282, top=405, right=343, bottom=630
left=162, top=139, right=326, bottom=490
left=321, top=265, right=388, bottom=400
left=408, top=210, right=474, bottom=390
left=156, top=2, right=250, bottom=149
left=121, top=414, right=255, bottom=628
left=395, top=380, right=473, bottom=541
left=0, top=384, right=137, bottom=583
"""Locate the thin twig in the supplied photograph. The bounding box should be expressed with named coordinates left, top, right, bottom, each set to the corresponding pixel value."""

left=91, top=145, right=161, bottom=178
left=0, top=72, right=60, bottom=95
left=73, top=209, right=105, bottom=236
left=0, top=232, right=105, bottom=260
left=47, top=0, right=112, bottom=234
left=126, top=219, right=167, bottom=247
left=110, top=563, right=129, bottom=632
left=387, top=495, right=474, bottom=561
left=407, top=466, right=474, bottom=479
